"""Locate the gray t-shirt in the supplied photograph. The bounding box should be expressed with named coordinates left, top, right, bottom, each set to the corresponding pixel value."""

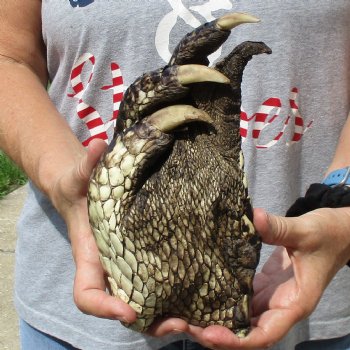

left=15, top=1, right=350, bottom=349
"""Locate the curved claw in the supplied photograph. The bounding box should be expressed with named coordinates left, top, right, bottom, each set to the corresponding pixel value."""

left=145, top=105, right=212, bottom=133
left=169, top=12, right=260, bottom=66
left=116, top=64, right=228, bottom=134
left=178, top=64, right=229, bottom=85
left=216, top=12, right=260, bottom=30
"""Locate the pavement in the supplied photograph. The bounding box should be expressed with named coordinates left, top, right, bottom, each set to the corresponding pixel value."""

left=0, top=186, right=27, bottom=350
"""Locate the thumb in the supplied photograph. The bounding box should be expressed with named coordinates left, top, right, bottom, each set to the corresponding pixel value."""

left=254, top=208, right=303, bottom=248
left=79, top=138, right=107, bottom=181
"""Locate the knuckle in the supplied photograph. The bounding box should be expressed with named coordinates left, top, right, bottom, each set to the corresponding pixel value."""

left=270, top=215, right=290, bottom=244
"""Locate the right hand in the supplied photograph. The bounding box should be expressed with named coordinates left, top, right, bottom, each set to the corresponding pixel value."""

left=172, top=207, right=350, bottom=349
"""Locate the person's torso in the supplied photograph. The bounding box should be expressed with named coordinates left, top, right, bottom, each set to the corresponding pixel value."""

left=16, top=1, right=350, bottom=348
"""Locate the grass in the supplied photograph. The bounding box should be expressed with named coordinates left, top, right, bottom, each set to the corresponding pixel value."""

left=0, top=151, right=27, bottom=198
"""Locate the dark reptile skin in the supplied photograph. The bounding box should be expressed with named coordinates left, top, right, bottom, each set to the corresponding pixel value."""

left=88, top=15, right=271, bottom=335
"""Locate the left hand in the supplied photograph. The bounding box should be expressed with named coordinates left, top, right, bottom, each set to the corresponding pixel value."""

left=150, top=207, right=350, bottom=349
left=49, top=138, right=137, bottom=323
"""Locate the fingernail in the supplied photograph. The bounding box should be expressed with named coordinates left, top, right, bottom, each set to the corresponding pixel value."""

left=118, top=317, right=130, bottom=324
left=172, top=329, right=183, bottom=334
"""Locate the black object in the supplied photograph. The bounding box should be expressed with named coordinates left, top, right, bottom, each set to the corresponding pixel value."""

left=286, top=183, right=350, bottom=267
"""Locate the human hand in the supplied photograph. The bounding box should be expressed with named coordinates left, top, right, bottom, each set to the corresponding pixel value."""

left=155, top=207, right=350, bottom=349
left=49, top=138, right=137, bottom=323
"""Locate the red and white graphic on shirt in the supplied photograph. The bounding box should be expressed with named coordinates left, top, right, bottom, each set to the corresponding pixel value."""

left=240, top=88, right=313, bottom=148
left=288, top=88, right=314, bottom=145
left=101, top=62, right=124, bottom=124
left=68, top=53, right=124, bottom=146
left=68, top=54, right=312, bottom=149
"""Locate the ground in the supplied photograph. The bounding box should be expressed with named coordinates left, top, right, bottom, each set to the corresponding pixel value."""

left=0, top=186, right=26, bottom=350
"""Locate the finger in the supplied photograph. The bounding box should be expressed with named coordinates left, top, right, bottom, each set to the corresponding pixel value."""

left=199, top=325, right=245, bottom=350
left=251, top=271, right=271, bottom=296
left=147, top=318, right=190, bottom=337
left=71, top=229, right=137, bottom=322
left=79, top=138, right=107, bottom=181
left=74, top=285, right=137, bottom=322
left=149, top=321, right=218, bottom=350
left=253, top=208, right=304, bottom=248
left=186, top=324, right=218, bottom=350
left=199, top=308, right=301, bottom=350
left=246, top=308, right=302, bottom=349
left=87, top=138, right=107, bottom=164
left=73, top=243, right=137, bottom=322
left=252, top=268, right=295, bottom=318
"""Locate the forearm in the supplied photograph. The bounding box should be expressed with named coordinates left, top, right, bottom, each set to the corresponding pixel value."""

left=326, top=111, right=350, bottom=175
left=0, top=59, right=84, bottom=199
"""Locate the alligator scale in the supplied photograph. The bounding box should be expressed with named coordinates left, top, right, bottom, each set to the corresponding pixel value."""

left=88, top=12, right=271, bottom=336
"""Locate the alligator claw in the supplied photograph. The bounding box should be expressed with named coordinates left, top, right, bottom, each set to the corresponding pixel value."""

left=89, top=12, right=271, bottom=335
left=170, top=12, right=260, bottom=66
left=116, top=64, right=229, bottom=134
left=177, top=64, right=229, bottom=85
left=145, top=105, right=212, bottom=133
left=216, top=12, right=260, bottom=30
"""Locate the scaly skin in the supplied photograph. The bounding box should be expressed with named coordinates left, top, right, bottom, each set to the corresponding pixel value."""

left=88, top=12, right=271, bottom=335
